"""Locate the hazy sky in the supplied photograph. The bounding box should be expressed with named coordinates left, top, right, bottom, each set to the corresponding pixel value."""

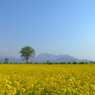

left=0, top=0, right=95, bottom=60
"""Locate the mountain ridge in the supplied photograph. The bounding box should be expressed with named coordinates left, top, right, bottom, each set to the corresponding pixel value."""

left=0, top=53, right=92, bottom=63
left=31, top=53, right=91, bottom=63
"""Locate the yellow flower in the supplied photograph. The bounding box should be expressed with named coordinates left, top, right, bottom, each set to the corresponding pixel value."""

left=6, top=84, right=12, bottom=89
left=62, top=88, right=66, bottom=93
left=22, top=88, right=25, bottom=92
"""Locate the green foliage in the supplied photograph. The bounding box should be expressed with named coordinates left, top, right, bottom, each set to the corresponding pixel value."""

left=20, top=46, right=35, bottom=63
left=72, top=61, right=77, bottom=64
left=4, top=58, right=9, bottom=64
left=47, top=60, right=49, bottom=63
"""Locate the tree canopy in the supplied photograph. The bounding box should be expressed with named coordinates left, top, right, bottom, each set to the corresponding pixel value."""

left=20, top=46, right=35, bottom=63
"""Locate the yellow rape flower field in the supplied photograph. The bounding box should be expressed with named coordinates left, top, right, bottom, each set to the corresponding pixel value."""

left=0, top=64, right=95, bottom=95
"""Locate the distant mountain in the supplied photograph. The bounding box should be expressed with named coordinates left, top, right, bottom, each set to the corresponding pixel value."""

left=0, top=53, right=92, bottom=63
left=30, top=53, right=91, bottom=63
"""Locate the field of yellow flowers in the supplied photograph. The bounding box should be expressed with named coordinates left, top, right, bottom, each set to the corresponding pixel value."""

left=0, top=64, right=95, bottom=95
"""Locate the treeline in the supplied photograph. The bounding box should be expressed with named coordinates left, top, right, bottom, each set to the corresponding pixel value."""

left=1, top=61, right=95, bottom=64
left=37, top=61, right=95, bottom=64
left=44, top=61, right=94, bottom=64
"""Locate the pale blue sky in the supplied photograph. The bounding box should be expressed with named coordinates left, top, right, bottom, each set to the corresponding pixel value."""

left=0, top=0, right=95, bottom=60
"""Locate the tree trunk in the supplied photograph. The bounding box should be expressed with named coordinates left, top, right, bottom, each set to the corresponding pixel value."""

left=26, top=59, right=28, bottom=64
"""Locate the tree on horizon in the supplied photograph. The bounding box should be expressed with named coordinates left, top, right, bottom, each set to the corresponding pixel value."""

left=20, top=46, right=35, bottom=63
left=4, top=58, right=9, bottom=63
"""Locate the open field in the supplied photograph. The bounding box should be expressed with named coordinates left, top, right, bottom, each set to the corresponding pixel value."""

left=0, top=64, right=95, bottom=95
